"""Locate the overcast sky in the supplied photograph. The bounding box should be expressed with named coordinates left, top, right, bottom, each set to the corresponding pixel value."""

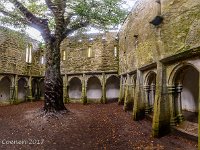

left=26, top=0, right=136, bottom=41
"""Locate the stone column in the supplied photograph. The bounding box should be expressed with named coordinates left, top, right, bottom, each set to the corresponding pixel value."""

left=144, top=85, right=150, bottom=114
left=81, top=74, right=87, bottom=104
left=150, top=83, right=156, bottom=111
left=9, top=76, right=14, bottom=104
left=132, top=80, right=135, bottom=106
left=118, top=75, right=124, bottom=104
left=152, top=62, right=170, bottom=137
left=14, top=75, right=18, bottom=104
left=63, top=75, right=68, bottom=103
left=27, top=76, right=33, bottom=102
left=133, top=70, right=145, bottom=120
left=124, top=74, right=132, bottom=111
left=176, top=84, right=184, bottom=123
left=167, top=86, right=176, bottom=126
left=101, top=73, right=107, bottom=104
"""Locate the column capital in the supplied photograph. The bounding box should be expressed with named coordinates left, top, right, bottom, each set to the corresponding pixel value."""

left=144, top=85, right=150, bottom=91
left=167, top=85, right=176, bottom=94
left=176, top=85, right=183, bottom=93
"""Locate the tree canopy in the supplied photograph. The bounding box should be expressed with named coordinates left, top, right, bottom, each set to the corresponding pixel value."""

left=0, top=0, right=128, bottom=40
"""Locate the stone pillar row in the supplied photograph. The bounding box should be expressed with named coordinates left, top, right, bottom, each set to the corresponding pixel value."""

left=118, top=65, right=186, bottom=138
left=118, top=74, right=137, bottom=112
left=9, top=75, right=43, bottom=104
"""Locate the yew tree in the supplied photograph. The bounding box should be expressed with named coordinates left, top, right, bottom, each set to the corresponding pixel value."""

left=0, top=0, right=127, bottom=113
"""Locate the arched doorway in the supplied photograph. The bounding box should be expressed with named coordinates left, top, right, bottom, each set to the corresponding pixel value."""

left=106, top=76, right=120, bottom=103
left=130, top=75, right=136, bottom=106
left=87, top=76, right=102, bottom=102
left=18, top=78, right=27, bottom=102
left=0, top=76, right=11, bottom=103
left=173, top=65, right=199, bottom=123
left=32, top=78, right=39, bottom=100
left=144, top=72, right=156, bottom=114
left=39, top=79, right=44, bottom=100
left=69, top=77, right=82, bottom=101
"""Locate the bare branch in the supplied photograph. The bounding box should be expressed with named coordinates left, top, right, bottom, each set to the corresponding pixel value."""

left=64, top=21, right=89, bottom=38
left=9, top=0, right=52, bottom=41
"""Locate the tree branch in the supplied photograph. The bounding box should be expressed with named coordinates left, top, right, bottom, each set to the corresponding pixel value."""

left=9, top=0, right=52, bottom=42
left=63, top=20, right=89, bottom=38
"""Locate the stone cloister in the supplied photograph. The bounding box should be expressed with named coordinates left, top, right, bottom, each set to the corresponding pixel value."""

left=0, top=0, right=200, bottom=148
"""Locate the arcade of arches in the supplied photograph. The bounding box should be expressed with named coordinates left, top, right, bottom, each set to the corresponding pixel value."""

left=0, top=0, right=200, bottom=148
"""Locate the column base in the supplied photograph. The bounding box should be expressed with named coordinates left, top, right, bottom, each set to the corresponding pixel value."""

left=27, top=96, right=34, bottom=102
left=177, top=114, right=184, bottom=123
left=170, top=117, right=176, bottom=126
left=124, top=101, right=133, bottom=111
left=82, top=96, right=87, bottom=104
left=64, top=97, right=70, bottom=103
left=145, top=106, right=150, bottom=114
left=101, top=97, right=107, bottom=104
left=118, top=97, right=124, bottom=105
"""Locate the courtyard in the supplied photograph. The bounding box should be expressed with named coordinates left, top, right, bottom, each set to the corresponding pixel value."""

left=0, top=101, right=197, bottom=150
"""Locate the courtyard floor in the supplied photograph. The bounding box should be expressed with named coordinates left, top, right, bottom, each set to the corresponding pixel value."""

left=0, top=101, right=198, bottom=150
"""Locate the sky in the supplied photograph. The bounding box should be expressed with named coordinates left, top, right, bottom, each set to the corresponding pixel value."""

left=25, top=0, right=136, bottom=41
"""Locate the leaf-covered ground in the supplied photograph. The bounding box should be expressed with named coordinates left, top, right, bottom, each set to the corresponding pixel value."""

left=0, top=101, right=198, bottom=150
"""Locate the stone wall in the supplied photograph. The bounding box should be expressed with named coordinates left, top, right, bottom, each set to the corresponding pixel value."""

left=118, top=0, right=200, bottom=74
left=118, top=0, right=158, bottom=73
left=60, top=32, right=118, bottom=74
left=0, top=27, right=44, bottom=76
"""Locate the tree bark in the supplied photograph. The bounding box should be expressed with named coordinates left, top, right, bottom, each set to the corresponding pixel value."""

left=43, top=38, right=66, bottom=113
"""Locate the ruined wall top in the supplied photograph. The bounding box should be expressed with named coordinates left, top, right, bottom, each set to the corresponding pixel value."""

left=60, top=32, right=119, bottom=74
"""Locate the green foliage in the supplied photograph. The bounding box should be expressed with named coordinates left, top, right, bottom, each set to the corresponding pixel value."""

left=0, top=0, right=128, bottom=34
left=73, top=0, right=127, bottom=28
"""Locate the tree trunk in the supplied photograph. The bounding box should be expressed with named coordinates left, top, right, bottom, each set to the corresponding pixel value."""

left=43, top=38, right=66, bottom=113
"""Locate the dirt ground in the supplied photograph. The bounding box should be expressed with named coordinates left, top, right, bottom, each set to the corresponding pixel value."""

left=0, top=101, right=198, bottom=150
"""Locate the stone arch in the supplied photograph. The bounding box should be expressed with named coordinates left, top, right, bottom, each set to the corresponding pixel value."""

left=144, top=71, right=156, bottom=86
left=86, top=75, right=102, bottom=87
left=171, top=64, right=199, bottom=123
left=87, top=76, right=102, bottom=100
left=0, top=76, right=11, bottom=103
left=144, top=71, right=157, bottom=114
left=168, top=63, right=199, bottom=86
left=105, top=75, right=120, bottom=102
left=18, top=77, right=28, bottom=102
left=68, top=77, right=82, bottom=99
